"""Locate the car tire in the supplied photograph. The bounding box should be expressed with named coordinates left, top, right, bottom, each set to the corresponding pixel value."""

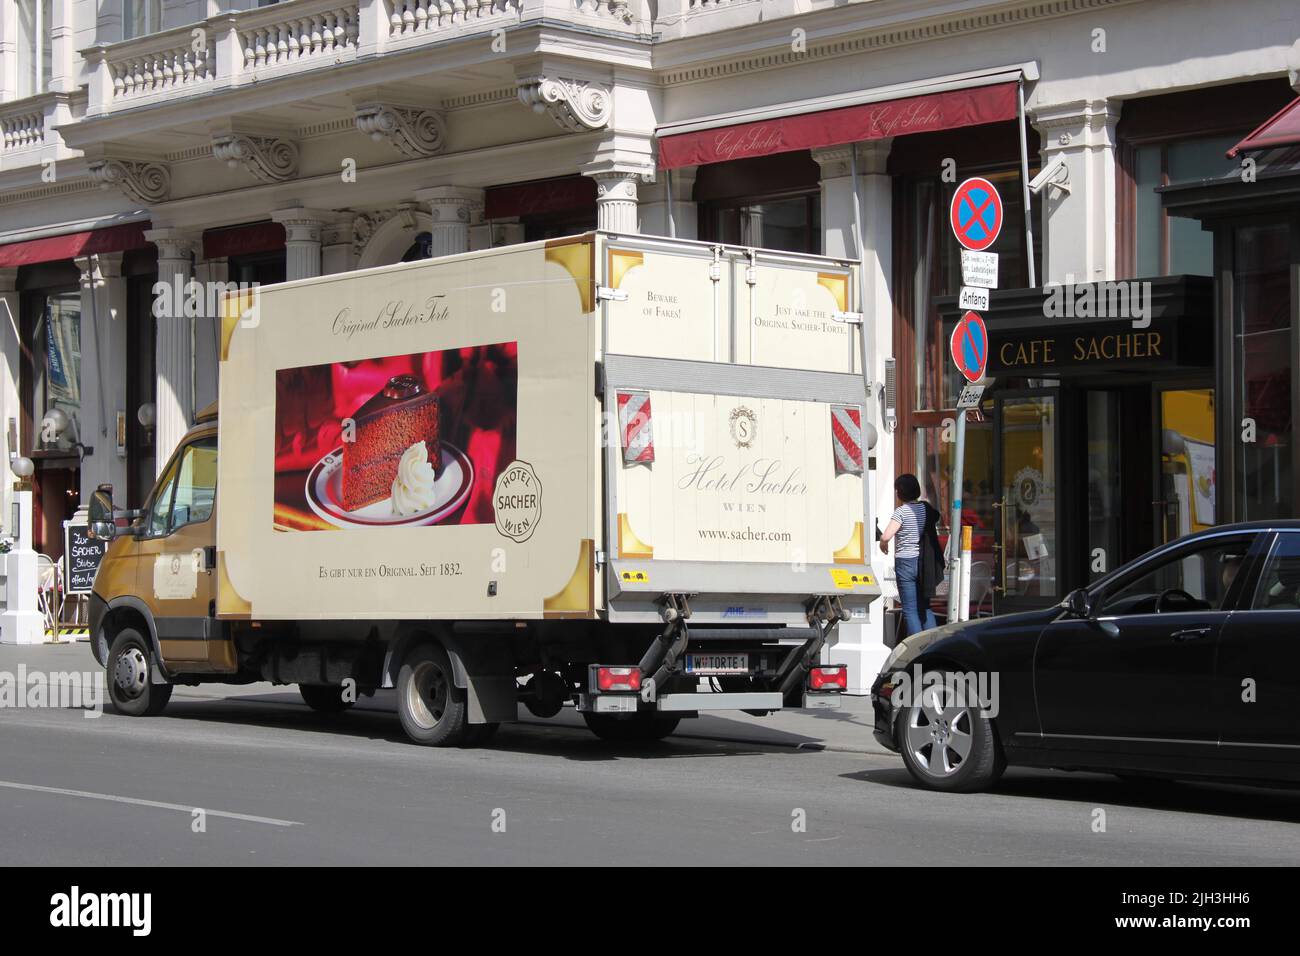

left=396, top=643, right=468, bottom=747
left=107, top=629, right=173, bottom=717
left=583, top=712, right=681, bottom=743
left=895, top=671, right=1003, bottom=793
left=299, top=684, right=355, bottom=714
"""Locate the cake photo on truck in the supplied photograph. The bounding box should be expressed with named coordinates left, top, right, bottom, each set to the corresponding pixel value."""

left=272, top=343, right=518, bottom=530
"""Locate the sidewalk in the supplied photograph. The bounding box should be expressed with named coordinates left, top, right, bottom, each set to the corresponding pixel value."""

left=0, top=642, right=892, bottom=756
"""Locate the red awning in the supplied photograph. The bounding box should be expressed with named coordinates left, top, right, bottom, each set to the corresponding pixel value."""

left=0, top=221, right=151, bottom=268
left=658, top=81, right=1019, bottom=170
left=1228, top=95, right=1300, bottom=158
left=203, top=221, right=286, bottom=259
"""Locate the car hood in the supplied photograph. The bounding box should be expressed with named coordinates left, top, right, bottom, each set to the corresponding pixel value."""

left=880, top=605, right=1061, bottom=674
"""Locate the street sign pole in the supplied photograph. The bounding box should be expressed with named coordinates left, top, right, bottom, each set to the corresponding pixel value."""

left=947, top=409, right=967, bottom=625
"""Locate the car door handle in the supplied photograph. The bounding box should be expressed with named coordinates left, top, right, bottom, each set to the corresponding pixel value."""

left=1171, top=626, right=1212, bottom=642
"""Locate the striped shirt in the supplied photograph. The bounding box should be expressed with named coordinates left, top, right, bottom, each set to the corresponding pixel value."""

left=890, top=502, right=926, bottom=559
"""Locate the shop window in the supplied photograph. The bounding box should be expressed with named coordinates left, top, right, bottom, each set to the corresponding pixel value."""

left=31, top=291, right=82, bottom=451
left=14, top=0, right=52, bottom=99
left=1130, top=136, right=1237, bottom=277
left=1232, top=222, right=1292, bottom=521
left=704, top=194, right=821, bottom=254
left=123, top=0, right=162, bottom=39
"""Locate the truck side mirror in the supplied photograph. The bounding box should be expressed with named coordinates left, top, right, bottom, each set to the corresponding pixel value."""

left=88, top=485, right=116, bottom=541
left=1065, top=587, right=1091, bottom=619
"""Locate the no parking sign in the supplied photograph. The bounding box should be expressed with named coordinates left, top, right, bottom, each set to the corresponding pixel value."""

left=950, top=177, right=1003, bottom=252
left=950, top=310, right=988, bottom=384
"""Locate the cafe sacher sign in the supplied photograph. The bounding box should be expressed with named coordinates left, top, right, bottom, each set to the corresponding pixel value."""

left=988, top=320, right=1189, bottom=375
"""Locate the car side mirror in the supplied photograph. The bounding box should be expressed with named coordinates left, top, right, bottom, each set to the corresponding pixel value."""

left=88, top=485, right=116, bottom=541
left=1065, top=587, right=1092, bottom=618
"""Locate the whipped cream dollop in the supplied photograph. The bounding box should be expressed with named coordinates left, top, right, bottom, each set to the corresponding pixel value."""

left=391, top=441, right=438, bottom=516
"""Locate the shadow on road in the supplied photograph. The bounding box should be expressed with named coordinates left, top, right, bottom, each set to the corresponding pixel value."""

left=154, top=695, right=804, bottom=763
left=843, top=764, right=1300, bottom=823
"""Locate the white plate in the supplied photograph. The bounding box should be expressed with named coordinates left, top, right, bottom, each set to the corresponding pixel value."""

left=684, top=653, right=750, bottom=675
left=303, top=443, right=473, bottom=529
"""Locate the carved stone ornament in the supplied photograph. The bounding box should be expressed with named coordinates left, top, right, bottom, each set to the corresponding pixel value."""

left=516, top=76, right=612, bottom=132
left=87, top=159, right=171, bottom=204
left=355, top=104, right=448, bottom=158
left=211, top=133, right=299, bottom=183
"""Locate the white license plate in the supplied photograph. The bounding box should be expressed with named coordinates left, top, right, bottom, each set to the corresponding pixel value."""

left=685, top=653, right=749, bottom=675
left=595, top=695, right=638, bottom=713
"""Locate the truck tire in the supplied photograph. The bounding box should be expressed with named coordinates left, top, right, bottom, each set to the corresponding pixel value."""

left=299, top=684, right=355, bottom=714
left=107, top=629, right=173, bottom=717
left=583, top=712, right=681, bottom=743
left=396, top=643, right=469, bottom=747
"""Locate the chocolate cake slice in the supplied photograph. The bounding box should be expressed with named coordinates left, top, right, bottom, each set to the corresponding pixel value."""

left=341, top=375, right=440, bottom=511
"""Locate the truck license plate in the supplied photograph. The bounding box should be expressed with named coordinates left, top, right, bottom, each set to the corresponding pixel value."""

left=685, top=654, right=749, bottom=675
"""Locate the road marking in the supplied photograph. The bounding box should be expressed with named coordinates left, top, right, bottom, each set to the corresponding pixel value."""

left=0, top=779, right=303, bottom=827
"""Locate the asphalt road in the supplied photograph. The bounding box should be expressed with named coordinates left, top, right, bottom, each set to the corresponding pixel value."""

left=2, top=681, right=1299, bottom=866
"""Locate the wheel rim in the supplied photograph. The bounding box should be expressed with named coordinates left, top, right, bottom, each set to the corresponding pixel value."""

left=904, top=684, right=974, bottom=779
left=405, top=660, right=449, bottom=730
left=113, top=646, right=149, bottom=700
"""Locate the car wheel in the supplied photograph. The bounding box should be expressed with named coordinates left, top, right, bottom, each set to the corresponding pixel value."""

left=298, top=684, right=355, bottom=714
left=896, top=672, right=1003, bottom=793
left=107, top=629, right=173, bottom=717
left=396, top=643, right=468, bottom=747
left=583, top=712, right=681, bottom=743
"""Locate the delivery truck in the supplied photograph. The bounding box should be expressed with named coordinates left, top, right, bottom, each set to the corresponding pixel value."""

left=86, top=232, right=881, bottom=746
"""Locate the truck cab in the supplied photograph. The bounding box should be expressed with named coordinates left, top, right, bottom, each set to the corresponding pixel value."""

left=89, top=402, right=231, bottom=715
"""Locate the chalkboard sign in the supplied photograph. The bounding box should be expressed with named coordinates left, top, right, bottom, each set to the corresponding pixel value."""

left=64, top=523, right=108, bottom=595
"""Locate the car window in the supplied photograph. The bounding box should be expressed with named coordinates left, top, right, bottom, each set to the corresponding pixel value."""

left=1251, top=533, right=1300, bottom=610
left=170, top=436, right=217, bottom=530
left=1097, top=535, right=1255, bottom=616
left=146, top=459, right=179, bottom=537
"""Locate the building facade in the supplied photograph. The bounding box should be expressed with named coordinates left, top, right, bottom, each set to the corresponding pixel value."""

left=1, top=0, right=1298, bottom=683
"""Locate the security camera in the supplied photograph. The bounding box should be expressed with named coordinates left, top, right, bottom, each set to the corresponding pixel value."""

left=1027, top=155, right=1070, bottom=196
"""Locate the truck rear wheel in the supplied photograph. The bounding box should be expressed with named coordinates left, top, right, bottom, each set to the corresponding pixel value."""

left=299, top=684, right=355, bottom=714
left=107, top=629, right=173, bottom=717
left=583, top=712, right=680, bottom=743
left=396, top=643, right=468, bottom=746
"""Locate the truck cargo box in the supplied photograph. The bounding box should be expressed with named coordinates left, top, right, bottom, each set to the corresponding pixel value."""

left=217, top=233, right=879, bottom=624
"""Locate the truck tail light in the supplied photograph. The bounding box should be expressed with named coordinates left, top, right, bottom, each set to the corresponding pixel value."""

left=594, top=666, right=641, bottom=693
left=809, top=666, right=847, bottom=692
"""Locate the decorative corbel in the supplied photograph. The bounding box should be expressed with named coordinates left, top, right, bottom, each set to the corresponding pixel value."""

left=87, top=159, right=171, bottom=204
left=516, top=75, right=612, bottom=132
left=355, top=104, right=448, bottom=158
left=211, top=133, right=299, bottom=183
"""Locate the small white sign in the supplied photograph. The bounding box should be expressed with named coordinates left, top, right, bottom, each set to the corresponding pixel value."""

left=961, top=250, right=999, bottom=289
left=958, top=286, right=990, bottom=311
left=956, top=384, right=985, bottom=409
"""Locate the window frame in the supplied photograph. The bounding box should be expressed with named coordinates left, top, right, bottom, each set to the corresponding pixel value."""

left=167, top=435, right=218, bottom=533
left=1248, top=531, right=1300, bottom=612
left=122, top=0, right=162, bottom=40
left=1090, top=530, right=1263, bottom=618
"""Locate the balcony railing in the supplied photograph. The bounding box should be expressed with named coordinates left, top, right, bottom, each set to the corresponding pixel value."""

left=1, top=107, right=45, bottom=153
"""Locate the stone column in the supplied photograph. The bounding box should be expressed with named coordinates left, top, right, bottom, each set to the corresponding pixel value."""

left=145, top=227, right=197, bottom=474
left=638, top=166, right=697, bottom=240
left=812, top=139, right=895, bottom=693
left=587, top=169, right=641, bottom=234
left=415, top=186, right=484, bottom=258
left=74, top=252, right=129, bottom=501
left=271, top=208, right=328, bottom=280
left=1032, top=99, right=1121, bottom=285
left=192, top=256, right=226, bottom=413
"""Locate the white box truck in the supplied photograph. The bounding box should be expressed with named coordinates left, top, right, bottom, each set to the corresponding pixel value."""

left=87, top=233, right=880, bottom=745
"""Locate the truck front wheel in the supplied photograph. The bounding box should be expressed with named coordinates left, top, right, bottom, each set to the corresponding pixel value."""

left=107, top=629, right=173, bottom=717
left=396, top=643, right=468, bottom=746
left=583, top=712, right=680, bottom=743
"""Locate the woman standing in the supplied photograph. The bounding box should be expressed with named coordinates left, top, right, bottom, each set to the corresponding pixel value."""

left=879, top=473, right=941, bottom=639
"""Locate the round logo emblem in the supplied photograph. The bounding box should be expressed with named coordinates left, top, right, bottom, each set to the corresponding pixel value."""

left=494, top=460, right=542, bottom=543
left=729, top=406, right=757, bottom=449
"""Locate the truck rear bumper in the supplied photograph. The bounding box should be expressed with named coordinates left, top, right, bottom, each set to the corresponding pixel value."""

left=656, top=692, right=783, bottom=712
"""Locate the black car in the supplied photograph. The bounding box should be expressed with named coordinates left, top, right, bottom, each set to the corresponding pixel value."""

left=870, top=521, right=1300, bottom=792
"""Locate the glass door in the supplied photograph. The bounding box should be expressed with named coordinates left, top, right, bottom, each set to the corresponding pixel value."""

left=993, top=392, right=1061, bottom=610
